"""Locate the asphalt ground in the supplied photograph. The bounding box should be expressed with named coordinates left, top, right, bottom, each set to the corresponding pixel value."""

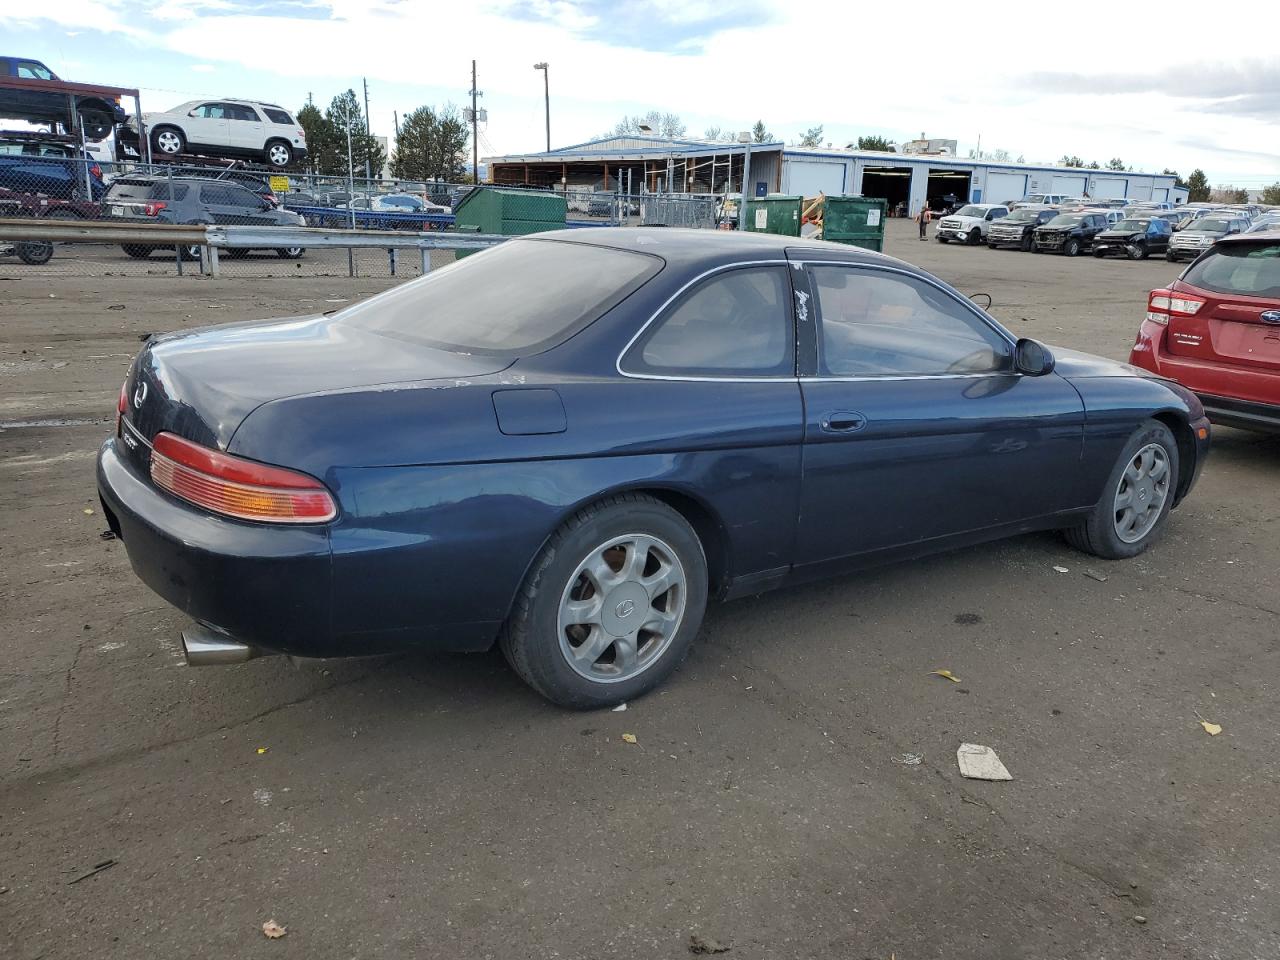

left=2, top=219, right=1277, bottom=959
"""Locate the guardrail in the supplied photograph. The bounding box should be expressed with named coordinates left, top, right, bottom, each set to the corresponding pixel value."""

left=0, top=217, right=507, bottom=277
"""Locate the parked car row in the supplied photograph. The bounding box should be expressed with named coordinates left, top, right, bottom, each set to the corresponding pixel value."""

left=938, top=196, right=1274, bottom=262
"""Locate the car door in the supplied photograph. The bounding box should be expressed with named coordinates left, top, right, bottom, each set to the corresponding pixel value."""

left=184, top=103, right=229, bottom=149
left=791, top=259, right=1087, bottom=568
left=617, top=262, right=805, bottom=588
left=226, top=103, right=265, bottom=152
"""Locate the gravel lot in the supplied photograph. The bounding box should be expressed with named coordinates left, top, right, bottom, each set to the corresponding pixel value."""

left=2, top=219, right=1277, bottom=960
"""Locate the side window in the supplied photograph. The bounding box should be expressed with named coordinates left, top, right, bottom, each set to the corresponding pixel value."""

left=225, top=185, right=260, bottom=206
left=811, top=266, right=1010, bottom=378
left=624, top=266, right=793, bottom=376
left=200, top=184, right=237, bottom=205
left=263, top=108, right=293, bottom=124
left=231, top=105, right=260, bottom=122
left=17, top=61, right=55, bottom=80
left=989, top=208, right=1006, bottom=220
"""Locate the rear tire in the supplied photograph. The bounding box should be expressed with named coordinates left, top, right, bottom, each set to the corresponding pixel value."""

left=276, top=247, right=304, bottom=259
left=499, top=493, right=708, bottom=709
left=1065, top=419, right=1179, bottom=560
left=121, top=244, right=154, bottom=259
left=151, top=126, right=186, bottom=157
left=265, top=141, right=293, bottom=168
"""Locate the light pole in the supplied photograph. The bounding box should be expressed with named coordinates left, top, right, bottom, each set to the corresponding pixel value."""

left=737, top=130, right=753, bottom=231
left=533, top=62, right=550, bottom=152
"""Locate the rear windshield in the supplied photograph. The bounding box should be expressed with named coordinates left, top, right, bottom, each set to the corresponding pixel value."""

left=262, top=108, right=293, bottom=124
left=1183, top=244, right=1280, bottom=299
left=336, top=239, right=662, bottom=357
left=106, top=181, right=189, bottom=201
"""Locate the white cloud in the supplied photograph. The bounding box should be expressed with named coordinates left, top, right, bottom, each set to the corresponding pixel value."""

left=3, top=0, right=1277, bottom=184
left=189, top=63, right=215, bottom=73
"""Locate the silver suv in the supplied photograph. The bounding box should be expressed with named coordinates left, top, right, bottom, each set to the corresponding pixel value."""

left=125, top=99, right=308, bottom=168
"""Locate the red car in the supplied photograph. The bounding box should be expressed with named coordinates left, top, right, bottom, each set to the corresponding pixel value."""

left=1130, top=234, right=1280, bottom=431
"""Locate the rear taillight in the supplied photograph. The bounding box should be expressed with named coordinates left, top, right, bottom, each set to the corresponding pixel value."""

left=142, top=201, right=167, bottom=217
left=1147, top=288, right=1205, bottom=326
left=90, top=164, right=102, bottom=179
left=116, top=380, right=128, bottom=435
left=150, top=432, right=337, bottom=524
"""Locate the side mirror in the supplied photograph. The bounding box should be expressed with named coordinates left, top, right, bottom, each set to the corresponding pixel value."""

left=1015, top=338, right=1055, bottom=376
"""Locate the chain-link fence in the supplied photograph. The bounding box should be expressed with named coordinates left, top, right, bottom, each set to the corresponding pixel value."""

left=0, top=138, right=736, bottom=280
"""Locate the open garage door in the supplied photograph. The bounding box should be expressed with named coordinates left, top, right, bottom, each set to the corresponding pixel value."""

left=928, top=168, right=972, bottom=210
left=785, top=159, right=846, bottom=197
left=984, top=171, right=1027, bottom=204
left=1051, top=174, right=1088, bottom=195
left=1093, top=176, right=1128, bottom=199
left=861, top=166, right=913, bottom=213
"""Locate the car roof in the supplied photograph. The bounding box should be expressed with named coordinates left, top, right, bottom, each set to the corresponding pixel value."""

left=111, top=174, right=249, bottom=186
left=521, top=227, right=902, bottom=272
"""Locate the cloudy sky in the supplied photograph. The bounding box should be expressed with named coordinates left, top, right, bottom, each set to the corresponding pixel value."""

left=3, top=0, right=1277, bottom=187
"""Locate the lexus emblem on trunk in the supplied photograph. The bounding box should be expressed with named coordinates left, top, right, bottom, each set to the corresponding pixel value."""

left=133, top=381, right=148, bottom=408
left=1261, top=311, right=1280, bottom=325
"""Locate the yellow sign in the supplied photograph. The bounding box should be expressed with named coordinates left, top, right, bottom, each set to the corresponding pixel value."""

left=268, top=175, right=290, bottom=193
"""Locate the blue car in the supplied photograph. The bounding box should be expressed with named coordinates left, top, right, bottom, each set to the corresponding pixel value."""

left=98, top=230, right=1210, bottom=707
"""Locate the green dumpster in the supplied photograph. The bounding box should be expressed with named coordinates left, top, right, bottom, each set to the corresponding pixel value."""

left=823, top=196, right=887, bottom=251
left=742, top=195, right=802, bottom=237
left=453, top=187, right=566, bottom=236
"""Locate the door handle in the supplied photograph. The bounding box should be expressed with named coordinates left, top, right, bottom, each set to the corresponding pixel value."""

left=820, top=411, right=867, bottom=433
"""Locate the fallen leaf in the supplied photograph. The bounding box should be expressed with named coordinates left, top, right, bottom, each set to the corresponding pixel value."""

left=931, top=669, right=961, bottom=683
left=262, top=919, right=287, bottom=939
left=611, top=702, right=627, bottom=712
left=1199, top=720, right=1222, bottom=736
left=83, top=508, right=94, bottom=515
left=1052, top=565, right=1069, bottom=573
left=256, top=747, right=269, bottom=755
left=621, top=733, right=637, bottom=745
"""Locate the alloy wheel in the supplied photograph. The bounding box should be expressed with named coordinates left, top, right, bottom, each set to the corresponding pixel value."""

left=557, top=533, right=687, bottom=683
left=268, top=144, right=292, bottom=167
left=1113, top=443, right=1171, bottom=543
left=156, top=130, right=182, bottom=154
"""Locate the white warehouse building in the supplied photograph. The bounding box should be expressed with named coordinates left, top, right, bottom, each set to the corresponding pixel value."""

left=485, top=136, right=1186, bottom=212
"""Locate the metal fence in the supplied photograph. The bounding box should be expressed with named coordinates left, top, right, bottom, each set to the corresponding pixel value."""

left=0, top=149, right=737, bottom=279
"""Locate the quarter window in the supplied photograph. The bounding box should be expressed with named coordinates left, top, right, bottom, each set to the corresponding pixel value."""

left=262, top=108, right=293, bottom=124
left=811, top=267, right=1010, bottom=377
left=625, top=266, right=793, bottom=376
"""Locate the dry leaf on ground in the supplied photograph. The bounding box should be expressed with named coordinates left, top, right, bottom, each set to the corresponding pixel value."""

left=262, top=920, right=287, bottom=939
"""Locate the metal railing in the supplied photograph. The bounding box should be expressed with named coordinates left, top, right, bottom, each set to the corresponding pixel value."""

left=0, top=217, right=506, bottom=279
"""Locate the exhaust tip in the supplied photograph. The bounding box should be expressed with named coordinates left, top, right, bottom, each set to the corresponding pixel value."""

left=181, top=624, right=262, bottom=666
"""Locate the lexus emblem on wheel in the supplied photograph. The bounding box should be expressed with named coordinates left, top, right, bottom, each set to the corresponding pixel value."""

left=1261, top=310, right=1280, bottom=325
left=133, top=381, right=148, bottom=408
left=615, top=599, right=635, bottom=619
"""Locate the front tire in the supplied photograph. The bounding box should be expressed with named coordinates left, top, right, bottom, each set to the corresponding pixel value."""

left=17, top=241, right=53, bottom=265
left=121, top=244, right=154, bottom=259
left=1065, top=419, right=1179, bottom=560
left=276, top=247, right=304, bottom=259
left=1021, top=234, right=1034, bottom=252
left=500, top=493, right=708, bottom=709
left=1129, top=240, right=1148, bottom=260
left=1064, top=238, right=1081, bottom=257
left=968, top=227, right=982, bottom=245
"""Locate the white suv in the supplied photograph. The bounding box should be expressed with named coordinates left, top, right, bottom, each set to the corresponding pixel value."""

left=935, top=203, right=1008, bottom=244
left=128, top=99, right=307, bottom=168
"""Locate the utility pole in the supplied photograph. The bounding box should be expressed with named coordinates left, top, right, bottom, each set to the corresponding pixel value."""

left=533, top=62, right=550, bottom=152
left=470, top=60, right=479, bottom=184
left=362, top=77, right=372, bottom=180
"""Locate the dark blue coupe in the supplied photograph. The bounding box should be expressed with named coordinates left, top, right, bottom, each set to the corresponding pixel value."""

left=98, top=229, right=1210, bottom=708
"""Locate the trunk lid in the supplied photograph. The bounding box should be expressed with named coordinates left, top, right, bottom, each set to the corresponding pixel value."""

left=120, top=315, right=509, bottom=464
left=1167, top=241, right=1280, bottom=373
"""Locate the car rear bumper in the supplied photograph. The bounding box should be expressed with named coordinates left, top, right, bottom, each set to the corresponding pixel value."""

left=97, top=437, right=336, bottom=655
left=1129, top=321, right=1280, bottom=432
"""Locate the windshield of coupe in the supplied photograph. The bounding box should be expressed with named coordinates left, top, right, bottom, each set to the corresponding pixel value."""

left=955, top=206, right=986, bottom=217
left=335, top=239, right=661, bottom=356
left=1183, top=244, right=1280, bottom=298
left=1045, top=215, right=1082, bottom=228
left=1114, top=219, right=1149, bottom=231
